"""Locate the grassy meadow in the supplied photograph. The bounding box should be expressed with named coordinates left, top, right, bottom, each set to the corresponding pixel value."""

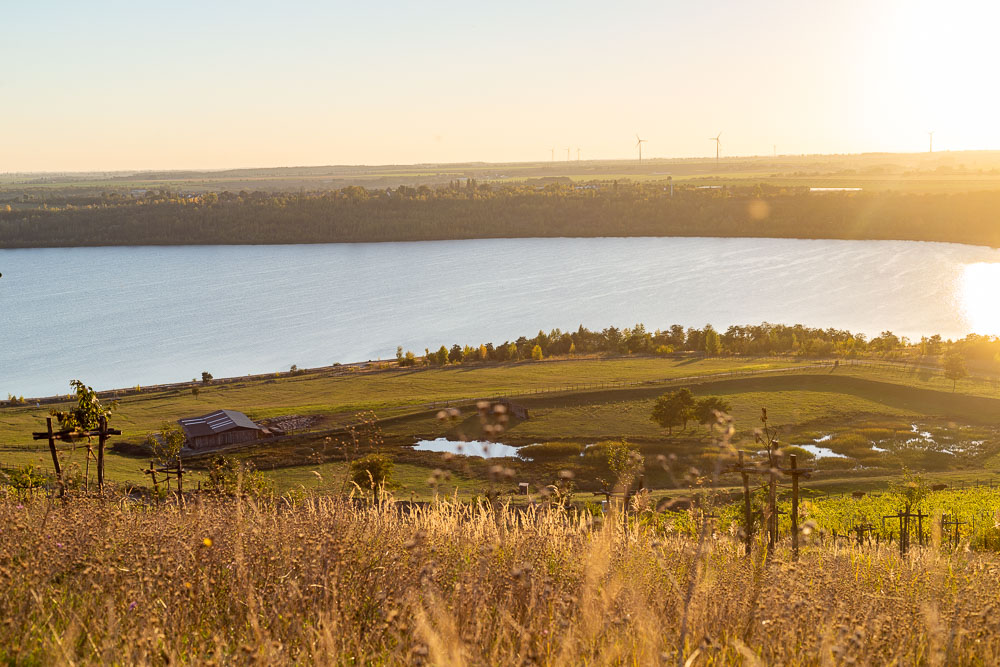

left=5, top=494, right=1000, bottom=665
left=6, top=355, right=1000, bottom=664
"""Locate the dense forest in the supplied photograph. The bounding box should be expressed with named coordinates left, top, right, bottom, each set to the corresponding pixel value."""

left=409, top=321, right=1000, bottom=370
left=2, top=181, right=1000, bottom=247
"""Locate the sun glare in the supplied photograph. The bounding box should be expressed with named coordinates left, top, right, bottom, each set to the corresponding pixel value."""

left=959, top=263, right=1000, bottom=337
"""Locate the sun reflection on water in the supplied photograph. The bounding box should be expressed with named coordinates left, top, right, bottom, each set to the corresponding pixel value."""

left=960, top=263, right=1000, bottom=336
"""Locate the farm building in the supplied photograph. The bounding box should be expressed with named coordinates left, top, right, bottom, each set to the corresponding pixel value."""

left=178, top=409, right=262, bottom=450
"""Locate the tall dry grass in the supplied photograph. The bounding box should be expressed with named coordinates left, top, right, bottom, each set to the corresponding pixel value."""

left=3, top=491, right=1000, bottom=665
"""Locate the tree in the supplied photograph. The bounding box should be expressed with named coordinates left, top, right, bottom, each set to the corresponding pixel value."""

left=531, top=344, right=544, bottom=361
left=704, top=325, right=722, bottom=356
left=145, top=422, right=185, bottom=463
left=943, top=351, right=967, bottom=391
left=651, top=388, right=695, bottom=434
left=448, top=344, right=464, bottom=363
left=52, top=380, right=114, bottom=431
left=351, top=453, right=394, bottom=496
left=435, top=345, right=449, bottom=366
left=693, top=396, right=732, bottom=427
left=201, top=371, right=213, bottom=384
left=604, top=439, right=644, bottom=490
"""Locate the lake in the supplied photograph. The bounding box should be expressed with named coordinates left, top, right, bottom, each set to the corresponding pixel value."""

left=2, top=236, right=999, bottom=398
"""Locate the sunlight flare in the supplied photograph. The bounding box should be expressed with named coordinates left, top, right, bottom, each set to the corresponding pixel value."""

left=959, top=263, right=1000, bottom=336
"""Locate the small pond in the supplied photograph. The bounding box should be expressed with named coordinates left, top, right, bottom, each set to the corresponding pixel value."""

left=798, top=443, right=846, bottom=459
left=412, top=438, right=521, bottom=458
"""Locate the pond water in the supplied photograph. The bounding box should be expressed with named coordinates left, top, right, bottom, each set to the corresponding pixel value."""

left=412, top=438, right=521, bottom=458
left=798, top=443, right=846, bottom=459
left=2, top=236, right=1000, bottom=397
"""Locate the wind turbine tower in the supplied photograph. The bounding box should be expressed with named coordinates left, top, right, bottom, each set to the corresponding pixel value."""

left=550, top=147, right=555, bottom=162
left=566, top=148, right=570, bottom=161
left=635, top=134, right=647, bottom=162
left=709, top=133, right=722, bottom=164
left=928, top=131, right=935, bottom=153
left=577, top=148, right=581, bottom=161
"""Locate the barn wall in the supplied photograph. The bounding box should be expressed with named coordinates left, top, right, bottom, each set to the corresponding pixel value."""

left=191, top=427, right=260, bottom=450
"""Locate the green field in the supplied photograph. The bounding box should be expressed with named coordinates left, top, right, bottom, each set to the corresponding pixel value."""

left=3, top=356, right=1000, bottom=500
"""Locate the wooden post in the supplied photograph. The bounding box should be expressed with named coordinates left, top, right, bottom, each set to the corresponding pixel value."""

left=740, top=451, right=752, bottom=556
left=176, top=456, right=184, bottom=507
left=767, top=466, right=777, bottom=550
left=97, top=416, right=107, bottom=492
left=149, top=460, right=158, bottom=500
left=790, top=455, right=799, bottom=560
left=46, top=418, right=64, bottom=497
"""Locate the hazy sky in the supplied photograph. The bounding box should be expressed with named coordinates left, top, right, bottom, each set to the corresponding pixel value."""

left=3, top=0, right=997, bottom=171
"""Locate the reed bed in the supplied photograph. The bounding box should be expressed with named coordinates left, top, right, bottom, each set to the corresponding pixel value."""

left=3, top=493, right=999, bottom=665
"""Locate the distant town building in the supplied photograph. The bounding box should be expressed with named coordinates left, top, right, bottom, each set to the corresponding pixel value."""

left=178, top=409, right=262, bottom=450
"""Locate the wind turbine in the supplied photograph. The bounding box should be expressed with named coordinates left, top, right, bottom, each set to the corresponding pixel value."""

left=577, top=148, right=581, bottom=161
left=550, top=147, right=555, bottom=162
left=709, top=132, right=722, bottom=163
left=635, top=134, right=647, bottom=162
left=566, top=148, right=570, bottom=161
left=928, top=131, right=935, bottom=153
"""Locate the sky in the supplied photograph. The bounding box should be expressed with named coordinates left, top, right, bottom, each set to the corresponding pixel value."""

left=3, top=0, right=998, bottom=172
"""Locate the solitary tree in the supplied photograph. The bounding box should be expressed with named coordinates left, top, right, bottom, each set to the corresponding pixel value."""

left=704, top=325, right=722, bottom=356
left=351, top=453, right=394, bottom=497
left=943, top=351, right=967, bottom=391
left=604, top=439, right=644, bottom=491
left=145, top=422, right=185, bottom=463
left=201, top=371, right=213, bottom=384
left=651, top=388, right=695, bottom=434
left=693, top=396, right=732, bottom=427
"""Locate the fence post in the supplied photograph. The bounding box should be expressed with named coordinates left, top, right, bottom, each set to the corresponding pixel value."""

left=97, top=416, right=107, bottom=492
left=46, top=417, right=64, bottom=497
left=790, top=455, right=800, bottom=559
left=739, top=451, right=753, bottom=556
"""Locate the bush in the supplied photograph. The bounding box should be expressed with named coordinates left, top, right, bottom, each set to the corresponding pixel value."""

left=827, top=433, right=872, bottom=457
left=205, top=457, right=273, bottom=497
left=815, top=456, right=856, bottom=471
left=350, top=454, right=394, bottom=494
left=518, top=442, right=583, bottom=461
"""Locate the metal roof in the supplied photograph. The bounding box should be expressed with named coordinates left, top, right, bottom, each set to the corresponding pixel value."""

left=178, top=409, right=261, bottom=438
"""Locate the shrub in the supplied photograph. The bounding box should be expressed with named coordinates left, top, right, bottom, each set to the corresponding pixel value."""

left=827, top=433, right=872, bottom=457
left=518, top=442, right=583, bottom=461
left=350, top=454, right=394, bottom=494
left=815, top=456, right=856, bottom=471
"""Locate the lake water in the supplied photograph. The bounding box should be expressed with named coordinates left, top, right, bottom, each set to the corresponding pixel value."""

left=412, top=438, right=521, bottom=458
left=2, top=236, right=1000, bottom=398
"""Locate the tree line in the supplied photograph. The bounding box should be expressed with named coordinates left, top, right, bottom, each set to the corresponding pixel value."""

left=399, top=321, right=1000, bottom=370
left=4, top=181, right=1000, bottom=248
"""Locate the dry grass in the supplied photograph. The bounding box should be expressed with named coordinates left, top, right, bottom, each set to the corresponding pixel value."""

left=3, top=490, right=1000, bottom=665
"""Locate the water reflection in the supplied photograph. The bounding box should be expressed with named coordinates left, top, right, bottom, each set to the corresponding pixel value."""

left=960, top=263, right=1000, bottom=336
left=412, top=438, right=520, bottom=458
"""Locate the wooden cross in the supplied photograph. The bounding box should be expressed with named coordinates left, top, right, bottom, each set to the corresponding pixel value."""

left=32, top=416, right=123, bottom=494
left=143, top=456, right=186, bottom=507
left=853, top=522, right=876, bottom=546
left=941, top=514, right=966, bottom=547
left=780, top=454, right=814, bottom=560
left=724, top=450, right=763, bottom=556
left=882, top=508, right=922, bottom=555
